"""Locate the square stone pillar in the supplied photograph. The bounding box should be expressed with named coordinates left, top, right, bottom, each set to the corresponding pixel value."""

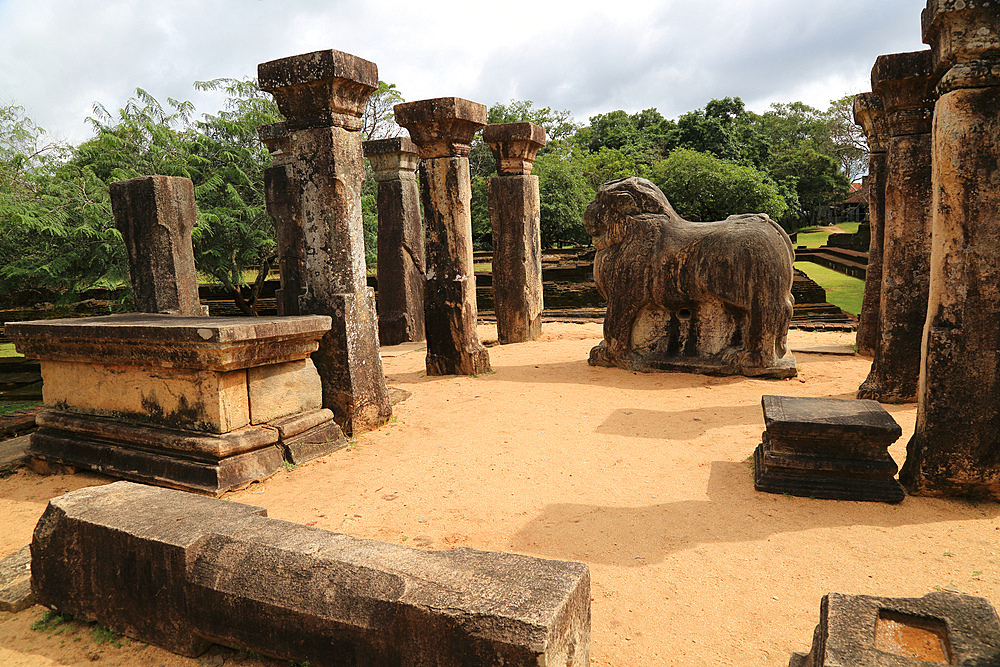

left=484, top=122, right=546, bottom=344
left=109, top=175, right=206, bottom=317
left=394, top=98, right=491, bottom=375
left=852, top=93, right=889, bottom=358
left=258, top=49, right=391, bottom=435
left=858, top=50, right=936, bottom=404
left=901, top=1, right=1000, bottom=497
left=363, top=137, right=426, bottom=345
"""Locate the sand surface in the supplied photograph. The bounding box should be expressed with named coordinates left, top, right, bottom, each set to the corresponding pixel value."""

left=1, top=321, right=998, bottom=666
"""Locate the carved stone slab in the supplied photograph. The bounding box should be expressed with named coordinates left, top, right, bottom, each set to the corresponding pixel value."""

left=32, top=482, right=592, bottom=666
left=754, top=395, right=905, bottom=502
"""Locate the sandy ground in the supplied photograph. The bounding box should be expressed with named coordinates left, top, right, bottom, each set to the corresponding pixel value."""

left=1, top=321, right=998, bottom=666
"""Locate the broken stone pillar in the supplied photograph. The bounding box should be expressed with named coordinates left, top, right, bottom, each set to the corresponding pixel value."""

left=900, top=2, right=1000, bottom=497
left=33, top=481, right=592, bottom=666
left=857, top=51, right=936, bottom=404
left=789, top=591, right=1000, bottom=666
left=258, top=49, right=391, bottom=434
left=363, top=137, right=426, bottom=345
left=485, top=122, right=546, bottom=344
left=852, top=94, right=889, bottom=357
left=394, top=98, right=491, bottom=375
left=109, top=175, right=206, bottom=316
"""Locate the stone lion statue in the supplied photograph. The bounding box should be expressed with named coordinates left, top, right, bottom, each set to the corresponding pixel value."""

left=584, top=177, right=795, bottom=378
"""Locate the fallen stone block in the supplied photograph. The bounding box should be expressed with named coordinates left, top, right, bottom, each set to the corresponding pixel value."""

left=790, top=591, right=1000, bottom=666
left=0, top=545, right=34, bottom=612
left=32, top=481, right=591, bottom=666
left=754, top=395, right=905, bottom=502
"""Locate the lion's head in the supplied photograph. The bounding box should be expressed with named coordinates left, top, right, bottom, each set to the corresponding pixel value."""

left=583, top=177, right=682, bottom=249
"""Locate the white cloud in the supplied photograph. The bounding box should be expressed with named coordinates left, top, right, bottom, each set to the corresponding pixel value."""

left=0, top=0, right=928, bottom=142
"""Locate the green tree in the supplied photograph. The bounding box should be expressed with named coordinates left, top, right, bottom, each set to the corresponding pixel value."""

left=666, top=97, right=769, bottom=168
left=466, top=99, right=578, bottom=249
left=574, top=108, right=669, bottom=165
left=533, top=145, right=594, bottom=248
left=650, top=148, right=788, bottom=222
left=824, top=94, right=869, bottom=183
left=768, top=140, right=850, bottom=224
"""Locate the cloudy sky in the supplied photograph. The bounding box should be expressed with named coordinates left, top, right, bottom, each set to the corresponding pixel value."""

left=0, top=0, right=927, bottom=143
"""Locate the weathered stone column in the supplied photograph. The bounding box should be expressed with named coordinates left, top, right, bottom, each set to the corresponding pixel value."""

left=852, top=94, right=889, bottom=357
left=857, top=50, right=935, bottom=404
left=394, top=98, right=491, bottom=375
left=258, top=49, right=391, bottom=434
left=363, top=137, right=426, bottom=345
left=109, top=175, right=205, bottom=316
left=485, top=122, right=546, bottom=344
left=900, top=2, right=1000, bottom=497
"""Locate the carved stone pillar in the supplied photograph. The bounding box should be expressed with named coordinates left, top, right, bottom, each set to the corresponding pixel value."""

left=394, top=98, right=491, bottom=376
left=484, top=122, right=546, bottom=344
left=857, top=50, right=935, bottom=404
left=363, top=137, right=426, bottom=345
left=852, top=94, right=889, bottom=357
left=900, top=1, right=1000, bottom=497
left=258, top=49, right=391, bottom=435
left=109, top=175, right=206, bottom=316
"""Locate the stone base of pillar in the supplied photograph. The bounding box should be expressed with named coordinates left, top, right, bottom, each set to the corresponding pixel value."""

left=426, top=346, right=492, bottom=377
left=29, top=408, right=344, bottom=494
left=312, top=288, right=392, bottom=434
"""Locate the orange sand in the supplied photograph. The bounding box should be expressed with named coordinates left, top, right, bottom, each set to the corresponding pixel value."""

left=1, top=322, right=997, bottom=666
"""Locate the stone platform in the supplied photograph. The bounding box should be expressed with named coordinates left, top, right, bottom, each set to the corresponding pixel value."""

left=754, top=395, right=905, bottom=502
left=5, top=314, right=345, bottom=493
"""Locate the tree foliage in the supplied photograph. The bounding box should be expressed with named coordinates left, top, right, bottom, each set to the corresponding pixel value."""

left=650, top=148, right=788, bottom=222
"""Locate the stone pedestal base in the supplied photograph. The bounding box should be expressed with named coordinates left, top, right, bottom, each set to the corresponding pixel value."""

left=6, top=314, right=344, bottom=493
left=589, top=340, right=797, bottom=379
left=30, top=408, right=343, bottom=494
left=753, top=395, right=904, bottom=503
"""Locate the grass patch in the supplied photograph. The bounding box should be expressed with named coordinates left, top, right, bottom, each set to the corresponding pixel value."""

left=837, top=221, right=862, bottom=235
left=0, top=401, right=40, bottom=416
left=794, top=261, right=865, bottom=316
left=793, top=226, right=836, bottom=248
left=0, top=343, right=22, bottom=358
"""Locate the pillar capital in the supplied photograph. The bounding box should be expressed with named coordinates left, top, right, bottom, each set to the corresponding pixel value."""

left=258, top=49, right=378, bottom=132
left=393, top=97, right=487, bottom=158
left=871, top=50, right=936, bottom=137
left=923, top=0, right=1000, bottom=92
left=363, top=136, right=420, bottom=182
left=852, top=93, right=890, bottom=154
left=484, top=122, right=547, bottom=175
left=257, top=122, right=293, bottom=165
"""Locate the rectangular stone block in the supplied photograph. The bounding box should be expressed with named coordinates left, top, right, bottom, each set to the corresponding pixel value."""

left=248, top=358, right=323, bottom=425
left=32, top=482, right=591, bottom=666
left=790, top=591, right=1000, bottom=666
left=41, top=360, right=250, bottom=434
left=0, top=545, right=33, bottom=612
